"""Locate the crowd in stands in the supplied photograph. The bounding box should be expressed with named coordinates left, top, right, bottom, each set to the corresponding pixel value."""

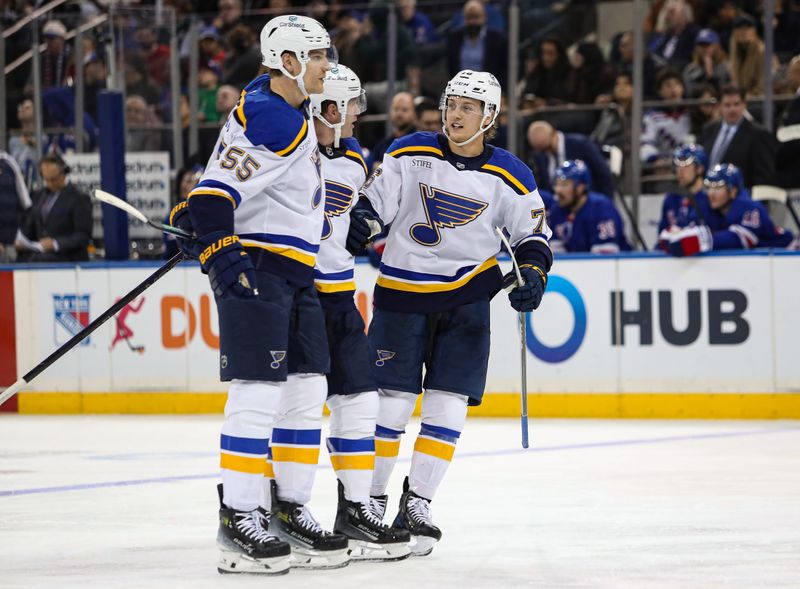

left=1, top=0, right=800, bottom=261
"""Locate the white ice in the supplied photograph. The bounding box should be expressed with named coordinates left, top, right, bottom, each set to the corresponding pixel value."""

left=1, top=416, right=799, bottom=589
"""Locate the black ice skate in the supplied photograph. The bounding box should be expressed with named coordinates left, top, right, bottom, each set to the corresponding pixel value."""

left=334, top=481, right=411, bottom=562
left=269, top=481, right=350, bottom=569
left=369, top=493, right=389, bottom=522
left=215, top=484, right=291, bottom=575
left=392, top=477, right=442, bottom=557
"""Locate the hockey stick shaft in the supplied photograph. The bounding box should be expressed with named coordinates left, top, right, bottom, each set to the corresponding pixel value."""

left=0, top=252, right=186, bottom=407
left=92, top=189, right=192, bottom=240
left=495, top=227, right=530, bottom=449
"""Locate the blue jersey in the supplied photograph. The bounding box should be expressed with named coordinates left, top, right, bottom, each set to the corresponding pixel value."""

left=700, top=194, right=794, bottom=250
left=658, top=189, right=707, bottom=233
left=549, top=191, right=631, bottom=253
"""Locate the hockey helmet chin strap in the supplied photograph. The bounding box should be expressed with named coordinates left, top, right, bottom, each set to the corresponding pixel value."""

left=441, top=99, right=498, bottom=148
left=316, top=92, right=366, bottom=148
left=278, top=54, right=311, bottom=98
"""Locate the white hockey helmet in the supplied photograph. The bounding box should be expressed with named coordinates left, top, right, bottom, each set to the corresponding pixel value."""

left=310, top=64, right=367, bottom=148
left=440, top=69, right=502, bottom=146
left=260, top=15, right=334, bottom=93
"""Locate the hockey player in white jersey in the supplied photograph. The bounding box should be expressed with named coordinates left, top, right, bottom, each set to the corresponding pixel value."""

left=346, top=70, right=554, bottom=556
left=170, top=15, right=350, bottom=574
left=309, top=64, right=411, bottom=561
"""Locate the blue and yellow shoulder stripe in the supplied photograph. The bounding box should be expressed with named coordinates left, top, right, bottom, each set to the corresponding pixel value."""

left=386, top=131, right=444, bottom=160
left=478, top=148, right=537, bottom=196
left=188, top=179, right=242, bottom=209
left=342, top=136, right=368, bottom=178
left=232, top=75, right=310, bottom=157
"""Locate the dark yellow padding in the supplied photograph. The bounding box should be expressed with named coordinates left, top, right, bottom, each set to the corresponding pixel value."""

left=220, top=453, right=267, bottom=474
left=329, top=454, right=375, bottom=471
left=271, top=446, right=320, bottom=465
left=375, top=439, right=401, bottom=458
left=414, top=436, right=455, bottom=461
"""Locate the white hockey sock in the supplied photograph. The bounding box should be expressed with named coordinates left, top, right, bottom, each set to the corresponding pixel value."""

left=271, top=373, right=327, bottom=505
left=326, top=391, right=379, bottom=503
left=409, top=389, right=468, bottom=500
left=370, top=389, right=417, bottom=497
left=220, top=379, right=281, bottom=512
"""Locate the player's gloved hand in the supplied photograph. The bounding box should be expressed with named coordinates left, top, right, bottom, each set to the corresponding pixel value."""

left=346, top=208, right=384, bottom=255
left=168, top=201, right=200, bottom=259
left=197, top=231, right=257, bottom=298
left=666, top=225, right=712, bottom=257
left=503, top=265, right=547, bottom=312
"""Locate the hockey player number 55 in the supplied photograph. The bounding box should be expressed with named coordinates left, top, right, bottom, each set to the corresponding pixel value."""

left=220, top=146, right=261, bottom=181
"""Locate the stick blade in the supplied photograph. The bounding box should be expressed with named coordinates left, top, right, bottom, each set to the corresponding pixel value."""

left=93, top=189, right=148, bottom=223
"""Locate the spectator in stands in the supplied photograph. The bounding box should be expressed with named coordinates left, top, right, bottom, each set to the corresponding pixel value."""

left=649, top=0, right=699, bottom=71
left=222, top=24, right=261, bottom=88
left=528, top=120, right=615, bottom=198
left=134, top=27, right=170, bottom=87
left=213, top=0, right=244, bottom=39
left=399, top=0, right=440, bottom=44
left=216, top=84, right=240, bottom=119
left=198, top=67, right=221, bottom=122
left=83, top=57, right=107, bottom=122
left=729, top=14, right=764, bottom=96
left=774, top=0, right=800, bottom=60
left=357, top=0, right=421, bottom=100
left=640, top=68, right=691, bottom=164
left=700, top=84, right=776, bottom=187
left=0, top=150, right=32, bottom=262
left=657, top=144, right=708, bottom=244
left=9, top=99, right=41, bottom=187
left=124, top=56, right=161, bottom=106
left=199, top=26, right=226, bottom=71
left=163, top=162, right=203, bottom=259
left=688, top=83, right=720, bottom=138
left=446, top=0, right=508, bottom=86
left=40, top=20, right=71, bottom=90
left=570, top=42, right=614, bottom=105
left=547, top=159, right=631, bottom=253
left=665, top=163, right=794, bottom=256
left=522, top=36, right=573, bottom=106
left=682, top=28, right=731, bottom=95
left=15, top=154, right=92, bottom=263
left=369, top=91, right=417, bottom=168
left=776, top=54, right=800, bottom=189
left=707, top=0, right=740, bottom=54
left=414, top=97, right=442, bottom=132
left=591, top=72, right=633, bottom=152
left=125, top=95, right=161, bottom=152
left=609, top=31, right=659, bottom=100
left=451, top=0, right=505, bottom=31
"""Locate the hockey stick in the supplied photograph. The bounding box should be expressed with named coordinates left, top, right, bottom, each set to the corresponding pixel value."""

left=93, top=189, right=192, bottom=239
left=0, top=252, right=186, bottom=407
left=495, top=227, right=529, bottom=449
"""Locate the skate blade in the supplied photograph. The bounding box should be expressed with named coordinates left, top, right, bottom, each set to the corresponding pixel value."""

left=347, top=539, right=411, bottom=562
left=409, top=535, right=437, bottom=557
left=289, top=547, right=350, bottom=570
left=217, top=549, right=292, bottom=575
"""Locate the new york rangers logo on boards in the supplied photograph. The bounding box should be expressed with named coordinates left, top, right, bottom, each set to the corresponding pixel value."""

left=53, top=294, right=90, bottom=346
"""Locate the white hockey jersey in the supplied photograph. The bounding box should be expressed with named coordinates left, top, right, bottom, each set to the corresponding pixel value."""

left=188, top=74, right=324, bottom=286
left=314, top=136, right=368, bottom=308
left=361, top=131, right=553, bottom=313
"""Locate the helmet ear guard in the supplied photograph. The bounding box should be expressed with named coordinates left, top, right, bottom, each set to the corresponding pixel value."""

left=440, top=69, right=502, bottom=147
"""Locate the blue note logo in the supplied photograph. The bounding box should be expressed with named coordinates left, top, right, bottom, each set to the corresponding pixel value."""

left=321, top=180, right=355, bottom=240
left=53, top=294, right=91, bottom=346
left=410, top=183, right=487, bottom=246
left=270, top=351, right=287, bottom=370
left=375, top=350, right=396, bottom=367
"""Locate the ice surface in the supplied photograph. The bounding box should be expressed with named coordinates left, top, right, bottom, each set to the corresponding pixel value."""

left=1, top=416, right=799, bottom=588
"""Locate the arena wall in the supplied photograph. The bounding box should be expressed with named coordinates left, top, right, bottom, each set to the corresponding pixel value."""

left=2, top=251, right=798, bottom=418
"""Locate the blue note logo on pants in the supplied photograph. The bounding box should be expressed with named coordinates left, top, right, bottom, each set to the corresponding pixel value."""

left=526, top=275, right=586, bottom=363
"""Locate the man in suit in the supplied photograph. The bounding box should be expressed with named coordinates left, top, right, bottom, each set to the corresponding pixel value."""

left=16, top=153, right=92, bottom=262
left=777, top=55, right=800, bottom=190
left=527, top=120, right=615, bottom=198
left=446, top=0, right=507, bottom=86
left=699, top=84, right=776, bottom=188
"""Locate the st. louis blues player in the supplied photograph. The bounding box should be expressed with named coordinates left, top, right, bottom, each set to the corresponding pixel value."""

left=346, top=69, right=554, bottom=556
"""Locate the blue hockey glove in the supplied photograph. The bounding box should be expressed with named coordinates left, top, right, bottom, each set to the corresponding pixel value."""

left=168, top=201, right=200, bottom=259
left=503, top=265, right=547, bottom=312
left=346, top=208, right=384, bottom=255
left=197, top=231, right=257, bottom=299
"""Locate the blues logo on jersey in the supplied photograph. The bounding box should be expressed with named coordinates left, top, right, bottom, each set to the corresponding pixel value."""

left=321, top=180, right=356, bottom=240
left=410, top=183, right=488, bottom=246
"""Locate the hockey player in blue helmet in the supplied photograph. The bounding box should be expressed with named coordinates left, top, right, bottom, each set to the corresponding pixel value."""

left=657, top=144, right=709, bottom=238
left=548, top=159, right=631, bottom=253
left=666, top=163, right=794, bottom=256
